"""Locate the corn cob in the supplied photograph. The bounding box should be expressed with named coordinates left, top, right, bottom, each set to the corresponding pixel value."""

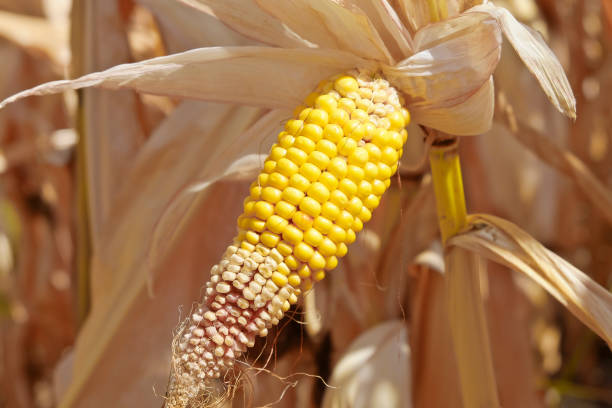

left=168, top=71, right=409, bottom=406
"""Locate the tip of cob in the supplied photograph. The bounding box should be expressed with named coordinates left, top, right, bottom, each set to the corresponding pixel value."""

left=165, top=70, right=409, bottom=407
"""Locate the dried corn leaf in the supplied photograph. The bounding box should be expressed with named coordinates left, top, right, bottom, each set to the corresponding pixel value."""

left=322, top=320, right=412, bottom=408
left=449, top=214, right=612, bottom=349
left=0, top=46, right=372, bottom=111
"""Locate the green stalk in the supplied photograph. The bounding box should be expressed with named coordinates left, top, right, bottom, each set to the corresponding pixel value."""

left=429, top=138, right=500, bottom=408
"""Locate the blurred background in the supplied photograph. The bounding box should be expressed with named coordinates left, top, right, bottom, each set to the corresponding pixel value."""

left=0, top=0, right=610, bottom=407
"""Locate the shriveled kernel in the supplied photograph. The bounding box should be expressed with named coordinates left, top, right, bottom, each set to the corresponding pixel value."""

left=299, top=197, right=321, bottom=218
left=282, top=225, right=304, bottom=245
left=292, top=211, right=314, bottom=230
left=300, top=123, right=324, bottom=142
left=300, top=163, right=322, bottom=182
left=294, top=242, right=315, bottom=262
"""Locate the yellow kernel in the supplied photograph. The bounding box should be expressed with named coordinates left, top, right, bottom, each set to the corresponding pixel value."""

left=358, top=87, right=373, bottom=99
left=295, top=242, right=315, bottom=262
left=307, top=182, right=330, bottom=203
left=263, top=160, right=276, bottom=173
left=342, top=120, right=360, bottom=138
left=250, top=184, right=262, bottom=200
left=363, top=162, right=378, bottom=180
left=364, top=194, right=380, bottom=210
left=346, top=229, right=356, bottom=243
left=283, top=225, right=304, bottom=245
left=286, top=147, right=308, bottom=166
left=300, top=123, right=323, bottom=142
left=292, top=211, right=314, bottom=230
left=325, top=255, right=338, bottom=270
left=365, top=143, right=382, bottom=161
left=336, top=243, right=348, bottom=257
left=266, top=215, right=288, bottom=234
left=304, top=228, right=323, bottom=247
left=335, top=76, right=359, bottom=96
left=321, top=202, right=340, bottom=221
left=279, top=133, right=294, bottom=148
left=237, top=215, right=249, bottom=230
left=303, top=280, right=313, bottom=291
left=386, top=130, right=403, bottom=150
left=277, top=241, right=293, bottom=257
left=387, top=111, right=405, bottom=130
left=315, top=95, right=338, bottom=113
left=359, top=207, right=372, bottom=222
left=246, top=230, right=260, bottom=244
left=276, top=158, right=299, bottom=177
left=261, top=186, right=282, bottom=203
left=329, top=109, right=349, bottom=126
left=270, top=146, right=286, bottom=161
left=298, top=264, right=311, bottom=278
left=385, top=179, right=391, bottom=188
left=241, top=241, right=255, bottom=252
left=277, top=262, right=291, bottom=276
left=304, top=92, right=319, bottom=106
left=294, top=105, right=308, bottom=118
left=357, top=180, right=373, bottom=197
left=328, top=225, right=347, bottom=243
left=244, top=200, right=255, bottom=215
left=400, top=128, right=408, bottom=143
left=338, top=137, right=357, bottom=156
left=268, top=172, right=289, bottom=189
left=282, top=300, right=291, bottom=312
left=306, top=109, right=329, bottom=127
left=289, top=292, right=299, bottom=304
left=377, top=163, right=392, bottom=180
left=308, top=151, right=330, bottom=169
left=299, top=197, right=321, bottom=217
left=347, top=165, right=365, bottom=182
left=285, top=255, right=299, bottom=270
left=351, top=109, right=369, bottom=123
left=285, top=119, right=303, bottom=135
left=258, top=173, right=269, bottom=187
left=254, top=201, right=274, bottom=220
left=372, top=179, right=386, bottom=195
left=282, top=186, right=305, bottom=205
left=250, top=218, right=266, bottom=232
left=275, top=201, right=296, bottom=219
left=381, top=146, right=399, bottom=165
left=308, top=251, right=326, bottom=270
left=299, top=162, right=322, bottom=182
left=329, top=189, right=349, bottom=208
left=349, top=123, right=366, bottom=141
left=336, top=211, right=353, bottom=229
left=313, top=216, right=333, bottom=234
left=319, top=172, right=339, bottom=191
left=271, top=272, right=288, bottom=287
left=313, top=270, right=326, bottom=282
left=352, top=217, right=363, bottom=232
left=347, top=197, right=363, bottom=216
left=372, top=128, right=391, bottom=147
left=401, top=107, right=411, bottom=124
left=316, top=139, right=337, bottom=158
left=261, top=231, right=281, bottom=247
left=328, top=157, right=348, bottom=179
left=289, top=173, right=310, bottom=192
left=338, top=97, right=357, bottom=112
left=348, top=147, right=369, bottom=167
left=323, top=124, right=344, bottom=143
left=288, top=273, right=301, bottom=287
left=338, top=178, right=358, bottom=196
left=318, top=238, right=337, bottom=256
left=294, top=136, right=316, bottom=154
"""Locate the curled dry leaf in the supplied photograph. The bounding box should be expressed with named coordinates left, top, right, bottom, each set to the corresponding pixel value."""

left=322, top=320, right=412, bottom=408
left=449, top=214, right=612, bottom=349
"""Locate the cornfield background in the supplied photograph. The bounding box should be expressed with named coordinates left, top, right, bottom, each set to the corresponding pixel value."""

left=0, top=0, right=611, bottom=407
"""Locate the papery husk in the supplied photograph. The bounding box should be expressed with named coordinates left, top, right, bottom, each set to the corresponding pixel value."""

left=0, top=46, right=373, bottom=111
left=322, top=320, right=412, bottom=408
left=449, top=214, right=612, bottom=349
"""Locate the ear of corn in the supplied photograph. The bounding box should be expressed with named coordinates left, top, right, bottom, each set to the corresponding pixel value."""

left=168, top=71, right=410, bottom=406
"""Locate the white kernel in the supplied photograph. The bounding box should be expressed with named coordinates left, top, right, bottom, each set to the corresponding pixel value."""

left=215, top=309, right=228, bottom=319
left=227, top=264, right=241, bottom=273
left=204, top=352, right=213, bottom=360
left=216, top=282, right=231, bottom=293
left=212, top=334, right=224, bottom=345
left=220, top=259, right=230, bottom=268
left=192, top=313, right=203, bottom=323
left=225, top=337, right=235, bottom=347
left=219, top=326, right=229, bottom=336
left=248, top=281, right=262, bottom=294
left=230, top=254, right=244, bottom=265
left=259, top=328, right=268, bottom=337
left=259, top=264, right=273, bottom=278
left=264, top=256, right=278, bottom=269
left=260, top=311, right=271, bottom=321
left=222, top=271, right=236, bottom=281
left=261, top=288, right=274, bottom=302
left=210, top=265, right=220, bottom=275
left=251, top=253, right=264, bottom=263
left=193, top=328, right=204, bottom=337
left=205, top=326, right=218, bottom=337
left=254, top=295, right=267, bottom=308
left=233, top=281, right=245, bottom=290
left=210, top=275, right=220, bottom=283
left=265, top=280, right=279, bottom=292
left=226, top=316, right=236, bottom=325
left=255, top=318, right=265, bottom=329
left=215, top=295, right=226, bottom=304
left=238, top=332, right=249, bottom=344
left=237, top=249, right=251, bottom=259
left=237, top=298, right=250, bottom=309
left=204, top=311, right=216, bottom=322
left=238, top=316, right=247, bottom=326
left=189, top=338, right=200, bottom=346
left=214, top=346, right=225, bottom=357
left=243, top=288, right=255, bottom=301
left=205, top=287, right=214, bottom=297
left=254, top=274, right=266, bottom=286
left=255, top=244, right=270, bottom=256
left=269, top=249, right=283, bottom=264
left=237, top=273, right=250, bottom=284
